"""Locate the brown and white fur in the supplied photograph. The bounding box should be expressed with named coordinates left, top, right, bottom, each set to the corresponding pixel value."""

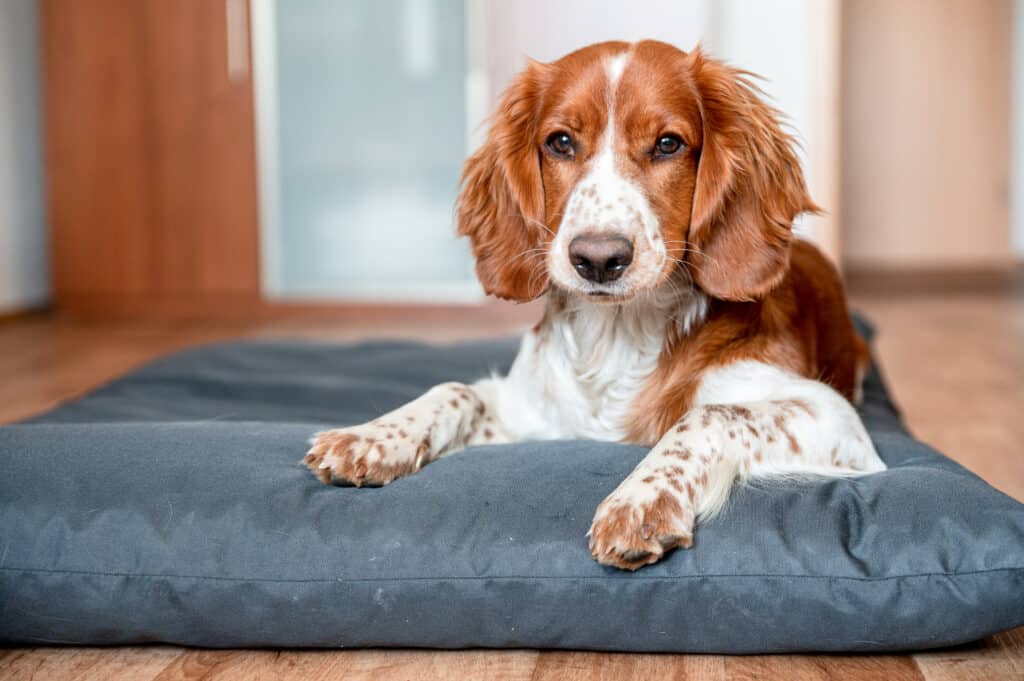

left=304, top=41, right=886, bottom=571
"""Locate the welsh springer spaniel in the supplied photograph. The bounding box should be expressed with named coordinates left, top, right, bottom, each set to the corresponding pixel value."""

left=305, top=41, right=886, bottom=570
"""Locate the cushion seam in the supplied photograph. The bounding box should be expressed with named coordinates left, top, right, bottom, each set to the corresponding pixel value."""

left=2, top=564, right=1022, bottom=584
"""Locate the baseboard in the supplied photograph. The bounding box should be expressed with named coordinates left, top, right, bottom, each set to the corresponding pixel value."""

left=0, top=304, right=50, bottom=325
left=46, top=263, right=1024, bottom=320
left=844, top=263, right=1024, bottom=296
left=50, top=293, right=544, bottom=324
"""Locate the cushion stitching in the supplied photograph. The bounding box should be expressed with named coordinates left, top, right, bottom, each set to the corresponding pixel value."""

left=1, top=564, right=1022, bottom=584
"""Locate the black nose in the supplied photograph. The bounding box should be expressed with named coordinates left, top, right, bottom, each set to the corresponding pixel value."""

left=568, top=235, right=634, bottom=283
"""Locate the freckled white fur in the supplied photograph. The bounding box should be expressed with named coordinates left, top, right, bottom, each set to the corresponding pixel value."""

left=311, top=383, right=509, bottom=480
left=548, top=48, right=667, bottom=296
left=586, top=360, right=886, bottom=562
left=695, top=360, right=884, bottom=468
left=692, top=361, right=885, bottom=517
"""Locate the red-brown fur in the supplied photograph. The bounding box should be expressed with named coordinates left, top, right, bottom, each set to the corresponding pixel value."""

left=628, top=240, right=866, bottom=444
left=456, top=40, right=865, bottom=446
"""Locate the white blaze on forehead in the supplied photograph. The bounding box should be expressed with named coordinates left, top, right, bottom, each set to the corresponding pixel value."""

left=591, top=52, right=628, bottom=175
left=605, top=52, right=628, bottom=87
left=547, top=48, right=667, bottom=294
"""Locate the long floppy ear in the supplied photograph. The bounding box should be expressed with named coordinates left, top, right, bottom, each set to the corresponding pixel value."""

left=686, top=48, right=819, bottom=301
left=456, top=64, right=548, bottom=302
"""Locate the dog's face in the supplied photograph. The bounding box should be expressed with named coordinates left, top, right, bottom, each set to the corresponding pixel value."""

left=457, top=41, right=816, bottom=304
left=537, top=45, right=702, bottom=301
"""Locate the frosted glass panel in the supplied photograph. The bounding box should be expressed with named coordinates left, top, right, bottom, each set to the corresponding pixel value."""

left=257, top=0, right=478, bottom=300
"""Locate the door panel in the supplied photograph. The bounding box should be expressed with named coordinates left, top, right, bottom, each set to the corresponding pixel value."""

left=145, top=0, right=260, bottom=296
left=43, top=0, right=154, bottom=298
left=44, top=0, right=261, bottom=314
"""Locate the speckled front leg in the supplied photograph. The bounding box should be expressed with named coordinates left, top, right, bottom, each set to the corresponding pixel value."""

left=589, top=383, right=886, bottom=570
left=304, top=381, right=509, bottom=487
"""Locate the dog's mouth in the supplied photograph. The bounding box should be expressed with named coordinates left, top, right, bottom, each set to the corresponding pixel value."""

left=552, top=269, right=666, bottom=304
left=563, top=259, right=674, bottom=302
left=584, top=288, right=634, bottom=303
left=560, top=281, right=646, bottom=305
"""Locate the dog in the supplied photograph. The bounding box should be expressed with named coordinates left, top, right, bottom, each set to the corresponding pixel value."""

left=304, top=41, right=886, bottom=571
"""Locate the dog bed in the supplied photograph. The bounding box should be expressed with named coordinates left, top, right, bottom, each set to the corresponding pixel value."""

left=1, top=319, right=1022, bottom=652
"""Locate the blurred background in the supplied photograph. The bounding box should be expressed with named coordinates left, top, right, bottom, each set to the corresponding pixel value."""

left=1, top=0, right=1021, bottom=318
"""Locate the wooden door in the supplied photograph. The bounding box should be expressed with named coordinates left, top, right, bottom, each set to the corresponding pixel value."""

left=43, top=0, right=261, bottom=317
left=841, top=0, right=1013, bottom=271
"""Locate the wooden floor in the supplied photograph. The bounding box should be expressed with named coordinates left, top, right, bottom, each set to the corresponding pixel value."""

left=2, top=290, right=1023, bottom=680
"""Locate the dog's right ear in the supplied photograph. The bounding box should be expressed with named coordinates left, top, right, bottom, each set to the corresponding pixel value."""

left=457, top=63, right=549, bottom=302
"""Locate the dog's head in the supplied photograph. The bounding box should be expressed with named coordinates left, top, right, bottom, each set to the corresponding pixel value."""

left=457, top=40, right=817, bottom=304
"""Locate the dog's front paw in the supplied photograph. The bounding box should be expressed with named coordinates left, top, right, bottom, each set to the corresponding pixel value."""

left=588, top=480, right=695, bottom=570
left=304, top=421, right=430, bottom=487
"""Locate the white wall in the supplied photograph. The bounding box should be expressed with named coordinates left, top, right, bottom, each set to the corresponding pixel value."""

left=0, top=0, right=48, bottom=313
left=1014, top=0, right=1024, bottom=258
left=484, top=0, right=710, bottom=107
left=708, top=0, right=841, bottom=259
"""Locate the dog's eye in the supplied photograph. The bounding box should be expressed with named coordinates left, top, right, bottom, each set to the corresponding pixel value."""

left=545, top=132, right=575, bottom=159
left=654, top=135, right=684, bottom=157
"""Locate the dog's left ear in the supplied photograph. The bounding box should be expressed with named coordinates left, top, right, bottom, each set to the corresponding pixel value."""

left=686, top=48, right=819, bottom=301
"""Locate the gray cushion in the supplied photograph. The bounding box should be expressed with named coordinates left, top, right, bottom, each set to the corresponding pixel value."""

left=1, top=319, right=1022, bottom=652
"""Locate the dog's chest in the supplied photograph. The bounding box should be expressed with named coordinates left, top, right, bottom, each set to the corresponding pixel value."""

left=497, top=301, right=682, bottom=441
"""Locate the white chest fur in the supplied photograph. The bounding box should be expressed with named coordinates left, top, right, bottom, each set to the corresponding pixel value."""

left=490, top=289, right=707, bottom=442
